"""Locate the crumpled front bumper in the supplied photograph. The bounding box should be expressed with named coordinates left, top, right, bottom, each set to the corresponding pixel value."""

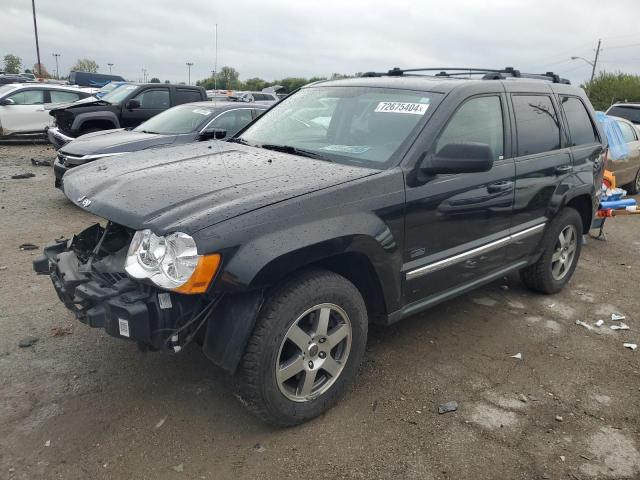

left=47, top=126, right=74, bottom=149
left=33, top=230, right=198, bottom=349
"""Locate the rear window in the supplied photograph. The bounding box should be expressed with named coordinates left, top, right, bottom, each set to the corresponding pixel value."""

left=607, top=106, right=640, bottom=125
left=512, top=95, right=561, bottom=156
left=175, top=89, right=202, bottom=104
left=560, top=96, right=598, bottom=146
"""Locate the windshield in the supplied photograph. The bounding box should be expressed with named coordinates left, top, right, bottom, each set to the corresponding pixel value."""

left=101, top=84, right=139, bottom=104
left=134, top=104, right=215, bottom=134
left=608, top=106, right=640, bottom=125
left=238, top=86, right=441, bottom=168
left=99, top=82, right=121, bottom=95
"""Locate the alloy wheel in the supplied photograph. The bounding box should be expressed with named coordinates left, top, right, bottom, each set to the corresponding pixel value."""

left=275, top=303, right=352, bottom=402
left=551, top=225, right=577, bottom=280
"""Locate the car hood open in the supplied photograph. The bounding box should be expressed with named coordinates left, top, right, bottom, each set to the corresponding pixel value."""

left=62, top=142, right=378, bottom=235
left=60, top=129, right=179, bottom=157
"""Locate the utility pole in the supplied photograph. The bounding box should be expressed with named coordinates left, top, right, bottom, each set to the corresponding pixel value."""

left=186, top=62, right=193, bottom=85
left=214, top=24, right=218, bottom=90
left=52, top=53, right=60, bottom=79
left=31, top=0, right=42, bottom=77
left=590, top=39, right=601, bottom=84
left=107, top=63, right=113, bottom=74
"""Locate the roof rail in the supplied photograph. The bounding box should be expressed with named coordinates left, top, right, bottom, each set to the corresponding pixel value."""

left=361, top=67, right=570, bottom=84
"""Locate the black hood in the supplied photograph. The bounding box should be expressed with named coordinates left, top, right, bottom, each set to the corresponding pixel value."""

left=48, top=97, right=110, bottom=113
left=60, top=129, right=179, bottom=156
left=62, top=142, right=378, bottom=235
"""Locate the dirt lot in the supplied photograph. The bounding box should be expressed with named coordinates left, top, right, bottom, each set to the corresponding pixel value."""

left=1, top=143, right=639, bottom=480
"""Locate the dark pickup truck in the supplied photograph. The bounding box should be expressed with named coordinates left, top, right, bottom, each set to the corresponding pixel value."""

left=47, top=83, right=207, bottom=148
left=34, top=67, right=606, bottom=426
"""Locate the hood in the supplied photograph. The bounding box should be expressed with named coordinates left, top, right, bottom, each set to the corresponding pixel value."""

left=62, top=142, right=378, bottom=235
left=60, top=129, right=179, bottom=156
left=49, top=97, right=110, bottom=113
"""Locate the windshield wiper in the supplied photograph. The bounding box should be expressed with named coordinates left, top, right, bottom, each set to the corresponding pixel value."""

left=259, top=144, right=331, bottom=161
left=227, top=137, right=249, bottom=145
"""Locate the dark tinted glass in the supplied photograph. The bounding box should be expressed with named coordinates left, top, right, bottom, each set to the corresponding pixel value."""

left=175, top=89, right=202, bottom=104
left=617, top=121, right=638, bottom=143
left=133, top=89, right=170, bottom=109
left=513, top=95, right=561, bottom=156
left=560, top=96, right=597, bottom=146
left=607, top=106, right=640, bottom=125
left=436, top=95, right=504, bottom=159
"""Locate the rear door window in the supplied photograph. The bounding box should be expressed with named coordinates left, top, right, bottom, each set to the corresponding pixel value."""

left=435, top=95, right=504, bottom=160
left=512, top=95, right=562, bottom=156
left=210, top=109, right=255, bottom=137
left=175, top=88, right=202, bottom=104
left=7, top=89, right=44, bottom=105
left=617, top=120, right=638, bottom=143
left=50, top=90, right=81, bottom=103
left=559, top=96, right=598, bottom=146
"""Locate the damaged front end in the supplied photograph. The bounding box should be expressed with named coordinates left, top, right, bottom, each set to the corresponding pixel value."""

left=33, top=223, right=208, bottom=352
left=33, top=222, right=264, bottom=372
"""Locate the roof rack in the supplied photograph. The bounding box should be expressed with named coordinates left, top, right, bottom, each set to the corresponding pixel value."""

left=361, top=67, right=570, bottom=84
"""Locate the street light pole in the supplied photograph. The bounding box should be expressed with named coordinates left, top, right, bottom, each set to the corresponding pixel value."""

left=214, top=24, right=218, bottom=90
left=31, top=0, right=42, bottom=77
left=107, top=63, right=114, bottom=74
left=52, top=53, right=61, bottom=79
left=186, top=62, right=193, bottom=85
left=571, top=38, right=601, bottom=85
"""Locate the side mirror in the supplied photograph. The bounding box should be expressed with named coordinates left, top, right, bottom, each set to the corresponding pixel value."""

left=422, top=142, right=494, bottom=175
left=125, top=99, right=140, bottom=110
left=199, top=128, right=227, bottom=140
left=0, top=98, right=15, bottom=106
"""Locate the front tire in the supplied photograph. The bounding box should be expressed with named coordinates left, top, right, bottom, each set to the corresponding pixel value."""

left=236, top=269, right=368, bottom=426
left=520, top=208, right=583, bottom=294
left=623, top=168, right=640, bottom=195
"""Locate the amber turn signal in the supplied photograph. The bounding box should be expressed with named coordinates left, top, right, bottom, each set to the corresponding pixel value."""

left=172, top=254, right=221, bottom=294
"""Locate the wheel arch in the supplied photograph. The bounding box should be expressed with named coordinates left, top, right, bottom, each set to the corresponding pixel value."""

left=565, top=192, right=594, bottom=234
left=71, top=111, right=120, bottom=132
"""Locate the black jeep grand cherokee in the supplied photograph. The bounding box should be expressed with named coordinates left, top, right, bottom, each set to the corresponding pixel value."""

left=34, top=68, right=606, bottom=426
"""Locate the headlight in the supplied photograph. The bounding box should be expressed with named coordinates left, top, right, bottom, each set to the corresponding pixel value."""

left=125, top=229, right=220, bottom=294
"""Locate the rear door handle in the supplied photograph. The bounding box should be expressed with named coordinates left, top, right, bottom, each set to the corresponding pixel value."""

left=555, top=165, right=573, bottom=175
left=487, top=181, right=513, bottom=193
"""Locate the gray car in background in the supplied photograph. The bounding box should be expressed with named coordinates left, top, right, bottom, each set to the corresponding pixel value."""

left=53, top=101, right=267, bottom=188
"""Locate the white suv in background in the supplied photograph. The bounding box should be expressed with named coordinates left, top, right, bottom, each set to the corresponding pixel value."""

left=0, top=84, right=92, bottom=141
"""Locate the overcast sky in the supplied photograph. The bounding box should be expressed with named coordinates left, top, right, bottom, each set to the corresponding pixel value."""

left=3, top=0, right=640, bottom=86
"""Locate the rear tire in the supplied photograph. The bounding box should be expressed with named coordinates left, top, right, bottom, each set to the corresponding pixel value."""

left=520, top=208, right=583, bottom=294
left=236, top=268, right=368, bottom=427
left=623, top=168, right=640, bottom=195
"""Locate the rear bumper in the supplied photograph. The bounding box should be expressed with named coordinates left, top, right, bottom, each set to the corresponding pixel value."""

left=47, top=126, right=74, bottom=149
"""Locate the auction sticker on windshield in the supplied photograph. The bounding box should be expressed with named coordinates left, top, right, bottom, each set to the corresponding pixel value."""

left=374, top=102, right=429, bottom=115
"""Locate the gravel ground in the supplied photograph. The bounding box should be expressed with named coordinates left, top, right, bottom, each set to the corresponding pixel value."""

left=1, top=143, right=639, bottom=480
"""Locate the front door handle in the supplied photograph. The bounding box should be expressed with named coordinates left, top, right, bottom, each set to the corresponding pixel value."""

left=555, top=165, right=573, bottom=175
left=487, top=181, right=513, bottom=193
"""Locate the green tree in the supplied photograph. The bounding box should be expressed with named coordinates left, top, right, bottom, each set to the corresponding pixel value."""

left=586, top=71, right=640, bottom=111
left=3, top=54, right=22, bottom=74
left=71, top=58, right=99, bottom=73
left=164, top=80, right=170, bottom=84
left=243, top=77, right=268, bottom=91
left=216, top=66, right=241, bottom=90
left=149, top=77, right=160, bottom=83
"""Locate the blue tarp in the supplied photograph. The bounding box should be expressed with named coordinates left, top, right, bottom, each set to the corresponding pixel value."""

left=595, top=111, right=630, bottom=161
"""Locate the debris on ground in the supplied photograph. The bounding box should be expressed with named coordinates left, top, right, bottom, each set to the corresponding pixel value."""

left=19, top=243, right=39, bottom=251
left=518, top=394, right=528, bottom=403
left=611, top=313, right=626, bottom=321
left=610, top=323, right=630, bottom=331
left=31, top=158, right=52, bottom=167
left=510, top=352, right=522, bottom=359
left=44, top=440, right=50, bottom=447
left=560, top=455, right=565, bottom=462
left=575, top=320, right=593, bottom=331
left=623, top=343, right=637, bottom=351
left=154, top=416, right=167, bottom=430
left=595, top=319, right=604, bottom=327
left=438, top=401, right=459, bottom=414
left=50, top=324, right=73, bottom=337
left=0, top=266, right=7, bottom=271
left=171, top=463, right=184, bottom=472
left=253, top=443, right=266, bottom=453
left=18, top=336, right=39, bottom=348
left=11, top=172, right=35, bottom=179
left=555, top=415, right=563, bottom=422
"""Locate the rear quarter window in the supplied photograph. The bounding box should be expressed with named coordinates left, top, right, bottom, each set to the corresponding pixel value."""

left=559, top=96, right=598, bottom=146
left=512, top=95, right=561, bottom=156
